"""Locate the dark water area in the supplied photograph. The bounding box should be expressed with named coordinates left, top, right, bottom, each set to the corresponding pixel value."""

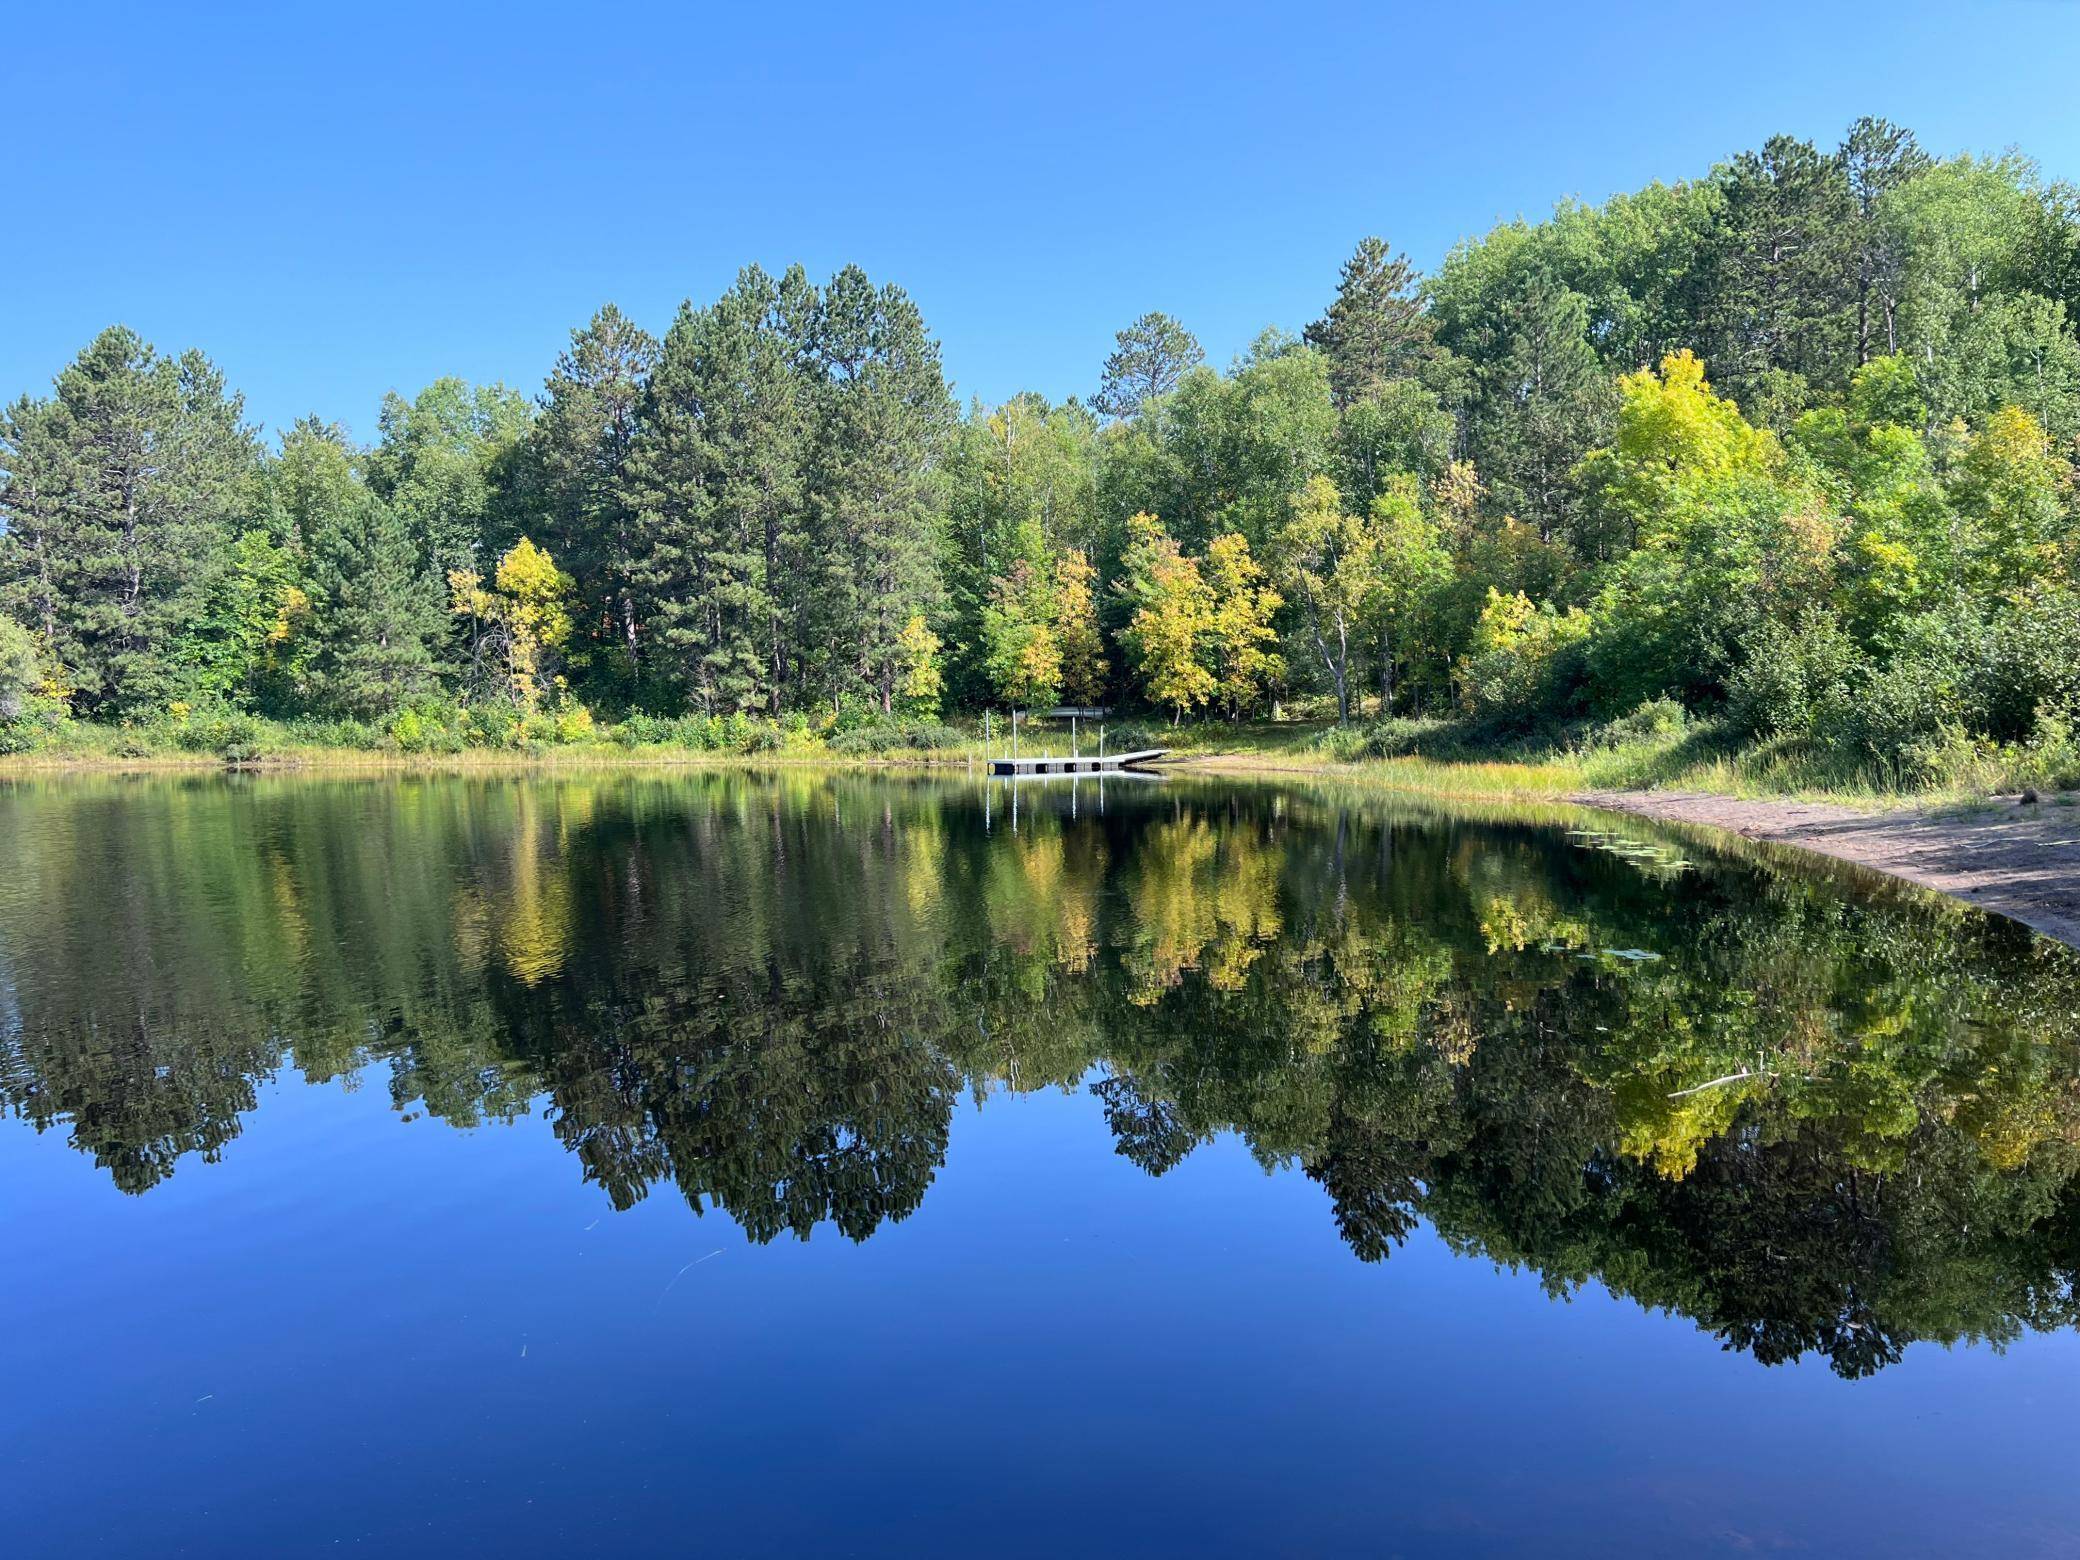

left=3, top=770, right=2079, bottom=1557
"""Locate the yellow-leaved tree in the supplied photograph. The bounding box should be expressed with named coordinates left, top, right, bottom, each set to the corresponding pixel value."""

left=981, top=559, right=1062, bottom=708
left=1202, top=532, right=1282, bottom=718
left=1274, top=476, right=1379, bottom=725
left=450, top=537, right=577, bottom=712
left=895, top=613, right=944, bottom=715
left=1051, top=549, right=1107, bottom=705
left=1117, top=513, right=1216, bottom=724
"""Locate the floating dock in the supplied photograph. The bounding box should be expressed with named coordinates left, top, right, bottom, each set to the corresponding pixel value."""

left=987, top=748, right=1166, bottom=776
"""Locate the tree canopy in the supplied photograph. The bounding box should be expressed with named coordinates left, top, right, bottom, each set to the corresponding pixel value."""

left=4, top=118, right=2078, bottom=773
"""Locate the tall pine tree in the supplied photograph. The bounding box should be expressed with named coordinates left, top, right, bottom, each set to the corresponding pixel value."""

left=624, top=267, right=807, bottom=714
left=522, top=305, right=658, bottom=692
left=1701, top=136, right=1860, bottom=413
left=1305, top=237, right=1433, bottom=408
left=0, top=327, right=256, bottom=716
left=801, top=266, right=955, bottom=712
left=288, top=420, right=445, bottom=718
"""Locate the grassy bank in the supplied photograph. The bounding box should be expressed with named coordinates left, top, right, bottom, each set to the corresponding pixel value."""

left=6, top=702, right=2077, bottom=807
left=1133, top=704, right=2080, bottom=806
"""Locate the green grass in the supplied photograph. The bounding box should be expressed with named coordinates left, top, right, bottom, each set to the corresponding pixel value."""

left=6, top=705, right=2075, bottom=811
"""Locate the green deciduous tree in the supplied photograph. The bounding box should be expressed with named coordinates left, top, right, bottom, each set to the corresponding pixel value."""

left=981, top=558, right=1062, bottom=709
left=0, top=613, right=42, bottom=722
left=1275, top=476, right=1378, bottom=724
left=180, top=529, right=309, bottom=709
left=1362, top=476, right=1454, bottom=711
left=366, top=377, right=532, bottom=576
left=942, top=394, right=1099, bottom=698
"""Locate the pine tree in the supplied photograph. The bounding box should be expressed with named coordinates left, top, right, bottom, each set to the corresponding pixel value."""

left=799, top=266, right=955, bottom=711
left=0, top=395, right=70, bottom=656
left=1467, top=282, right=1615, bottom=544
left=1305, top=237, right=1432, bottom=408
left=1093, top=313, right=1205, bottom=419
left=290, top=421, right=445, bottom=719
left=1841, top=118, right=1931, bottom=363
left=0, top=327, right=256, bottom=717
left=624, top=268, right=805, bottom=714
left=1701, top=136, right=1860, bottom=410
left=523, top=305, right=658, bottom=689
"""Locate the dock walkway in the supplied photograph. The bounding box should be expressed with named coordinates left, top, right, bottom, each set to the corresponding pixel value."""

left=986, top=749, right=1166, bottom=776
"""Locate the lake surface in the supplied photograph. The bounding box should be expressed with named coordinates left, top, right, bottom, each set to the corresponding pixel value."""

left=4, top=770, right=2080, bottom=1557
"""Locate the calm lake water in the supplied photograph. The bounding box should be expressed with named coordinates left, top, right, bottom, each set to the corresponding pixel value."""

left=4, top=770, right=2080, bottom=1557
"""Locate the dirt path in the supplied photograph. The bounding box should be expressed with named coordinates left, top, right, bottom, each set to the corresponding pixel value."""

left=1576, top=790, right=2080, bottom=951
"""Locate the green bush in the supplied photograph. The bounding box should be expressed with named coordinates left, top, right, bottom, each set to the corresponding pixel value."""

left=163, top=703, right=270, bottom=761
left=1459, top=591, right=1593, bottom=730
left=1585, top=696, right=1689, bottom=750
left=0, top=712, right=60, bottom=755
left=1312, top=718, right=1441, bottom=761
left=1807, top=610, right=1976, bottom=768
left=1977, top=588, right=2080, bottom=742
left=460, top=701, right=522, bottom=749
left=1728, top=612, right=1865, bottom=738
left=2022, top=710, right=2080, bottom=790
left=1313, top=724, right=1371, bottom=761
left=827, top=719, right=962, bottom=755
left=551, top=705, right=597, bottom=744
left=1097, top=722, right=1157, bottom=755
left=389, top=708, right=431, bottom=752
left=287, top=716, right=382, bottom=748
left=606, top=711, right=713, bottom=748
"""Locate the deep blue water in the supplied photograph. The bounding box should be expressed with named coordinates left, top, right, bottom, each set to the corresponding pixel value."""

left=3, top=772, right=2078, bottom=1557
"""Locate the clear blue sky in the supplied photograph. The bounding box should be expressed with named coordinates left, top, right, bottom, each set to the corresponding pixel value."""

left=7, top=0, right=2079, bottom=440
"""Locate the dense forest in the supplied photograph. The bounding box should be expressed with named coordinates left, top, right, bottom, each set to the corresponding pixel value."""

left=4, top=118, right=2079, bottom=781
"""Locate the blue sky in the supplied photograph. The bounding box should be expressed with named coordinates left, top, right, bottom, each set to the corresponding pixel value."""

left=7, top=0, right=2079, bottom=440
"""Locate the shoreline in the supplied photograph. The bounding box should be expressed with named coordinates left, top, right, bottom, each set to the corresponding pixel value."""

left=1573, top=789, right=2080, bottom=953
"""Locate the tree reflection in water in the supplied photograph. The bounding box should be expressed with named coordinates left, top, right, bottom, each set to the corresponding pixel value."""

left=5, top=770, right=2079, bottom=1377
